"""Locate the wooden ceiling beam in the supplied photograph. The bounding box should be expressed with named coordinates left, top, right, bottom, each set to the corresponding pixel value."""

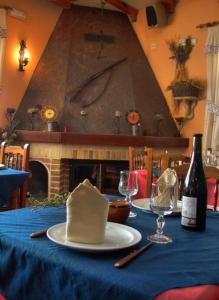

left=105, top=0, right=138, bottom=22
left=51, top=0, right=71, bottom=8
left=160, top=0, right=178, bottom=14
left=51, top=0, right=139, bottom=21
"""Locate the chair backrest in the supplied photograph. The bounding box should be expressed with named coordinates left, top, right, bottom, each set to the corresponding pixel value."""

left=204, top=166, right=219, bottom=180
left=173, top=164, right=219, bottom=180
left=173, top=164, right=219, bottom=209
left=161, top=152, right=190, bottom=171
left=128, top=146, right=188, bottom=197
left=0, top=141, right=30, bottom=210
left=128, top=146, right=149, bottom=171
left=0, top=141, right=30, bottom=171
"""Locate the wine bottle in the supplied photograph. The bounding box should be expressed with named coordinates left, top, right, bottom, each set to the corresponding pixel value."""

left=181, top=134, right=207, bottom=231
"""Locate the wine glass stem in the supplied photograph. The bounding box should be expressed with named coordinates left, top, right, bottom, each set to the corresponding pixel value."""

left=156, top=215, right=165, bottom=236
left=126, top=195, right=132, bottom=209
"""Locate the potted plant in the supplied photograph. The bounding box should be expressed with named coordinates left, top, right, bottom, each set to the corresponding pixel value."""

left=167, top=79, right=203, bottom=100
left=167, top=36, right=194, bottom=81
left=0, top=108, right=20, bottom=145
left=167, top=36, right=205, bottom=119
left=167, top=36, right=204, bottom=99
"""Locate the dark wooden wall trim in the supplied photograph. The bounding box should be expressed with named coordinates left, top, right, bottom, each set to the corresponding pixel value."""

left=16, top=130, right=189, bottom=148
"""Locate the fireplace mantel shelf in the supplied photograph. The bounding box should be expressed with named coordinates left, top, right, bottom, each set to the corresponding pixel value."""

left=16, top=130, right=189, bottom=148
left=19, top=130, right=189, bottom=197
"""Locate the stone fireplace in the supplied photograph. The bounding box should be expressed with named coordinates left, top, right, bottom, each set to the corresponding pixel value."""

left=17, top=131, right=189, bottom=198
left=14, top=5, right=185, bottom=197
left=28, top=141, right=129, bottom=197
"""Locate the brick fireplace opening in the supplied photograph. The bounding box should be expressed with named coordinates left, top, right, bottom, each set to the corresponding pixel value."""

left=70, top=159, right=128, bottom=194
left=29, top=161, right=48, bottom=198
left=29, top=158, right=128, bottom=198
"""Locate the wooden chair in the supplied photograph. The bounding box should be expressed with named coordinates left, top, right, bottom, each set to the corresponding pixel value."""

left=0, top=141, right=30, bottom=209
left=161, top=152, right=190, bottom=170
left=128, top=147, right=188, bottom=197
left=128, top=147, right=164, bottom=197
left=174, top=164, right=219, bottom=179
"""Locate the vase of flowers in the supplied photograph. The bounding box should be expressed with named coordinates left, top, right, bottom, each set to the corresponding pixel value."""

left=0, top=108, right=20, bottom=145
left=167, top=36, right=194, bottom=81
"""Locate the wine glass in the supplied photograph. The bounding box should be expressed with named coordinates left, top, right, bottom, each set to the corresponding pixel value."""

left=147, top=182, right=175, bottom=243
left=118, top=170, right=138, bottom=218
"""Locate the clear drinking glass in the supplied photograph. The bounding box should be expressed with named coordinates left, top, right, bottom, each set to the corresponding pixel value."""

left=147, top=182, right=175, bottom=243
left=118, top=170, right=138, bottom=218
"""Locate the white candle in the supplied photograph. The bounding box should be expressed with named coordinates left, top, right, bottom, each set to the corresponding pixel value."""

left=115, top=110, right=121, bottom=117
left=80, top=110, right=87, bottom=116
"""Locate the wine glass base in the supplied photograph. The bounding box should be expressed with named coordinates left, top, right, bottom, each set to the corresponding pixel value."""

left=147, top=233, right=172, bottom=244
left=128, top=211, right=137, bottom=218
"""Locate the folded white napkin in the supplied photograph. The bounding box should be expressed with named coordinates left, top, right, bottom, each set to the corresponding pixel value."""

left=156, top=168, right=178, bottom=207
left=66, top=179, right=109, bottom=244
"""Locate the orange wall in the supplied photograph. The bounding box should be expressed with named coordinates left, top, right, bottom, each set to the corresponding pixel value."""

left=132, top=0, right=219, bottom=153
left=0, top=0, right=219, bottom=154
left=0, top=0, right=62, bottom=126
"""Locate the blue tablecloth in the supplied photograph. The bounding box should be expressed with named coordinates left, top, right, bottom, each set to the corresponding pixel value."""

left=0, top=207, right=219, bottom=300
left=0, top=169, right=29, bottom=207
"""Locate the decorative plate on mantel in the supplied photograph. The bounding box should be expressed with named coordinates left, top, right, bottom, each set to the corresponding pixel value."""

left=126, top=110, right=141, bottom=125
left=41, top=105, right=57, bottom=122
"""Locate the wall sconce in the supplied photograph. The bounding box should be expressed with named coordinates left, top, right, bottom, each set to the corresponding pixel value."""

left=18, top=40, right=29, bottom=71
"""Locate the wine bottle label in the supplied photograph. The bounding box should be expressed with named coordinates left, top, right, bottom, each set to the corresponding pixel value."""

left=181, top=196, right=197, bottom=227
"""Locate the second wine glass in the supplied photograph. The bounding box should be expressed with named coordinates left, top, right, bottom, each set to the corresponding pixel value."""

left=147, top=182, right=175, bottom=243
left=118, top=170, right=138, bottom=218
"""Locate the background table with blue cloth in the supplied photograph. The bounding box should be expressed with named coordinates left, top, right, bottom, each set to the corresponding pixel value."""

left=0, top=207, right=219, bottom=300
left=0, top=169, right=30, bottom=207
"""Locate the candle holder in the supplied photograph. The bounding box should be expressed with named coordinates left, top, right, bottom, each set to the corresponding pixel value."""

left=131, top=124, right=141, bottom=136
left=80, top=110, right=88, bottom=132
left=175, top=116, right=187, bottom=135
left=114, top=111, right=121, bottom=134
left=27, top=105, right=42, bottom=130
left=153, top=113, right=163, bottom=136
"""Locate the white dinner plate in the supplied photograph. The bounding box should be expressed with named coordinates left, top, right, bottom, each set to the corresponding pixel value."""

left=132, top=198, right=182, bottom=216
left=47, top=222, right=142, bottom=253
